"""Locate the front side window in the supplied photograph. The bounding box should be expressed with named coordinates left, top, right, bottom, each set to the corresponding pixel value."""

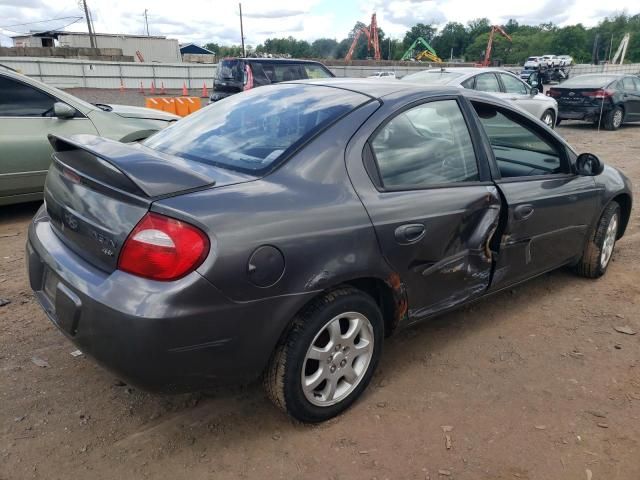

left=472, top=102, right=565, bottom=178
left=622, top=77, right=637, bottom=91
left=474, top=74, right=501, bottom=93
left=500, top=73, right=528, bottom=94
left=144, top=84, right=368, bottom=174
left=370, top=99, right=479, bottom=189
left=0, top=76, right=55, bottom=116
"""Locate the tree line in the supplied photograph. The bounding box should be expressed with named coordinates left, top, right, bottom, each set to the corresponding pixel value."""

left=204, top=13, right=640, bottom=64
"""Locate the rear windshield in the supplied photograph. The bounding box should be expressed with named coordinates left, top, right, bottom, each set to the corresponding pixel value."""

left=561, top=75, right=619, bottom=88
left=401, top=71, right=464, bottom=84
left=217, top=59, right=244, bottom=82
left=527, top=57, right=538, bottom=61
left=143, top=84, right=368, bottom=174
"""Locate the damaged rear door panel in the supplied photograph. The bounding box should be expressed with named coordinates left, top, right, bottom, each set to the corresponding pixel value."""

left=345, top=94, right=501, bottom=325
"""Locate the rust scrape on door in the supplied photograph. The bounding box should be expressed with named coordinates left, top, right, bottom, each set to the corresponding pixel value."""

left=386, top=272, right=408, bottom=331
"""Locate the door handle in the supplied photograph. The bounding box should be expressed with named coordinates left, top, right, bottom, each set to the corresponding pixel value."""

left=509, top=97, right=518, bottom=101
left=394, top=223, right=426, bottom=244
left=514, top=204, right=534, bottom=221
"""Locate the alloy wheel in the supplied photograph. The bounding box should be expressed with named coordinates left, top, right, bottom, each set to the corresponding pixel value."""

left=600, top=213, right=618, bottom=269
left=301, top=312, right=374, bottom=407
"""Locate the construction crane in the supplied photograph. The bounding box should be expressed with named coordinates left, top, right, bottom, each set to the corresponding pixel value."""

left=611, top=33, right=630, bottom=64
left=345, top=13, right=381, bottom=62
left=479, top=25, right=512, bottom=67
left=400, top=37, right=442, bottom=62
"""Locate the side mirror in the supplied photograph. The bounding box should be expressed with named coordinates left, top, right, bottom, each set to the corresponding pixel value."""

left=530, top=87, right=539, bottom=96
left=576, top=153, right=604, bottom=176
left=53, top=102, right=76, bottom=119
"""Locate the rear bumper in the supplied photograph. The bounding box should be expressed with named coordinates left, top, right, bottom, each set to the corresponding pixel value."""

left=558, top=105, right=612, bottom=122
left=27, top=206, right=315, bottom=392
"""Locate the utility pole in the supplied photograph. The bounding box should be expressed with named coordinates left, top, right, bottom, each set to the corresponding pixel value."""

left=81, top=0, right=96, bottom=48
left=239, top=3, right=245, bottom=57
left=144, top=9, right=149, bottom=36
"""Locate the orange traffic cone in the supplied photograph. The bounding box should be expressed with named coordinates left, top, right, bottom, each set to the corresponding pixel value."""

left=201, top=82, right=208, bottom=98
left=139, top=81, right=144, bottom=94
left=150, top=81, right=156, bottom=95
left=182, top=81, right=188, bottom=96
left=119, top=79, right=125, bottom=93
left=160, top=81, right=166, bottom=95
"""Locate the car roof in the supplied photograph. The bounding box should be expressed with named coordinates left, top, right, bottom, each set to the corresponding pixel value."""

left=286, top=78, right=515, bottom=107
left=225, top=57, right=327, bottom=65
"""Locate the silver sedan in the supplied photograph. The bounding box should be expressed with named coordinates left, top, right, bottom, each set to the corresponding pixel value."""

left=402, top=67, right=559, bottom=128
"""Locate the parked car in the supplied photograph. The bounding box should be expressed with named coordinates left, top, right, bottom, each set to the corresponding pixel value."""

left=402, top=67, right=558, bottom=128
left=28, top=80, right=632, bottom=422
left=210, top=57, right=334, bottom=102
left=0, top=67, right=179, bottom=206
left=557, top=55, right=574, bottom=66
left=524, top=56, right=543, bottom=69
left=542, top=55, right=558, bottom=67
left=548, top=73, right=640, bottom=130
left=368, top=71, right=396, bottom=79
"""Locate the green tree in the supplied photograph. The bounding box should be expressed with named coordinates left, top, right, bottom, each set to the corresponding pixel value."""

left=310, top=38, right=339, bottom=58
left=432, top=22, right=468, bottom=60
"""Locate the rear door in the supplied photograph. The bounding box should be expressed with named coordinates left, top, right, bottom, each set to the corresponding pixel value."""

left=469, top=99, right=600, bottom=290
left=0, top=74, right=98, bottom=200
left=347, top=96, right=501, bottom=322
left=622, top=77, right=640, bottom=118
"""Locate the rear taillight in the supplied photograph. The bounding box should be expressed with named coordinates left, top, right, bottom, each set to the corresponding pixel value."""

left=582, top=89, right=614, bottom=99
left=547, top=89, right=561, bottom=98
left=118, top=212, right=209, bottom=281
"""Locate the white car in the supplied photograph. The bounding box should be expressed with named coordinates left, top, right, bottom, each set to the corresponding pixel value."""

left=542, top=55, right=558, bottom=67
left=557, top=55, right=574, bottom=66
left=402, top=67, right=559, bottom=128
left=524, top=56, right=542, bottom=69
left=368, top=71, right=396, bottom=79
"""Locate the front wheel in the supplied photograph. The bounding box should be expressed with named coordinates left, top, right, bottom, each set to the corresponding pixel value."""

left=264, top=287, right=384, bottom=423
left=575, top=202, right=620, bottom=278
left=541, top=109, right=556, bottom=129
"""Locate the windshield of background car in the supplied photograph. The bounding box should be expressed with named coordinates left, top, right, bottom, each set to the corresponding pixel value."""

left=216, top=59, right=244, bottom=82
left=143, top=84, right=369, bottom=174
left=402, top=71, right=464, bottom=84
left=561, top=75, right=619, bottom=88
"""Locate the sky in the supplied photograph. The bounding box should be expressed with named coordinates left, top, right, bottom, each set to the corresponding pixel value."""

left=1, top=0, right=638, bottom=47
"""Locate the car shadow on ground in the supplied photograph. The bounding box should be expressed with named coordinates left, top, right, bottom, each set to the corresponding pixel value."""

left=0, top=201, right=42, bottom=227
left=558, top=121, right=640, bottom=131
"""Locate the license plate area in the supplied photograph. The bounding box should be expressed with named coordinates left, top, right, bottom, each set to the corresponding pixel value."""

left=41, top=268, right=82, bottom=336
left=43, top=268, right=59, bottom=307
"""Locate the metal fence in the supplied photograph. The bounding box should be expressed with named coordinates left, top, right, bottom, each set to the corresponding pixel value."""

left=1, top=56, right=639, bottom=90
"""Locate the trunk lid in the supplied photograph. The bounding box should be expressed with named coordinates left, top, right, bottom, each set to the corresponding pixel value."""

left=44, top=134, right=253, bottom=272
left=550, top=87, right=609, bottom=107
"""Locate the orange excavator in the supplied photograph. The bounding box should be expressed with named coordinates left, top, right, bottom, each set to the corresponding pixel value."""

left=345, top=13, right=381, bottom=62
left=479, top=25, right=512, bottom=67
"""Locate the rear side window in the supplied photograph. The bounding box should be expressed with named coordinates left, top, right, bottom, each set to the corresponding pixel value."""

left=258, top=64, right=306, bottom=82
left=370, top=99, right=479, bottom=189
left=143, top=84, right=368, bottom=174
left=500, top=73, right=527, bottom=94
left=304, top=64, right=333, bottom=79
left=474, top=74, right=501, bottom=93
left=0, top=76, right=55, bottom=116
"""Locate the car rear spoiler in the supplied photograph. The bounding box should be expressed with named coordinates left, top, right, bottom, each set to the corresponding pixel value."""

left=48, top=134, right=216, bottom=198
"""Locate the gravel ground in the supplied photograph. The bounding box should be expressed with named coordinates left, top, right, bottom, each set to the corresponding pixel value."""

left=1, top=91, right=639, bottom=479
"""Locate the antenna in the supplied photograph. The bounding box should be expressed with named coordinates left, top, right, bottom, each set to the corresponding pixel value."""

left=239, top=3, right=245, bottom=57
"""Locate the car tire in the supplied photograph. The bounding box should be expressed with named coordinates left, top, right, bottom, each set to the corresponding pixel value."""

left=603, top=107, right=624, bottom=131
left=264, top=287, right=384, bottom=423
left=541, top=109, right=556, bottom=129
left=575, top=201, right=620, bottom=278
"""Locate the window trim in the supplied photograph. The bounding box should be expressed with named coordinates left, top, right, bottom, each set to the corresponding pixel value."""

left=0, top=74, right=85, bottom=119
left=364, top=95, right=489, bottom=192
left=468, top=98, right=573, bottom=181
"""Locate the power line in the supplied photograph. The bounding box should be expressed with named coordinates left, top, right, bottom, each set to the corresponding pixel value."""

left=0, top=16, right=82, bottom=30
left=0, top=17, right=83, bottom=35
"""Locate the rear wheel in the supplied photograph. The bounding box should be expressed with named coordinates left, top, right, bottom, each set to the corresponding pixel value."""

left=575, top=202, right=620, bottom=278
left=603, top=107, right=624, bottom=131
left=264, top=287, right=383, bottom=423
left=541, top=109, right=556, bottom=129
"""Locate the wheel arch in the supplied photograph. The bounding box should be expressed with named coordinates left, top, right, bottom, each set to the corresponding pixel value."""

left=611, top=193, right=632, bottom=238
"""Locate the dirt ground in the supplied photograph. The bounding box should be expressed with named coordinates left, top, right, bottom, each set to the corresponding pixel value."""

left=1, top=118, right=639, bottom=480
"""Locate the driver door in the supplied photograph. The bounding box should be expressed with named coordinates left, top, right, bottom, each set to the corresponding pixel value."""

left=0, top=75, right=97, bottom=200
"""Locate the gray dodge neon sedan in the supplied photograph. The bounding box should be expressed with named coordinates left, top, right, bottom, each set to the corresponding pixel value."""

left=28, top=79, right=632, bottom=422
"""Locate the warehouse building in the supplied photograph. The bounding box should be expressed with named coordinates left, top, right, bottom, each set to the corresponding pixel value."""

left=12, top=31, right=181, bottom=63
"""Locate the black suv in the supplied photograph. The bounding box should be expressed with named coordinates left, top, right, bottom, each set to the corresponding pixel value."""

left=210, top=58, right=335, bottom=102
